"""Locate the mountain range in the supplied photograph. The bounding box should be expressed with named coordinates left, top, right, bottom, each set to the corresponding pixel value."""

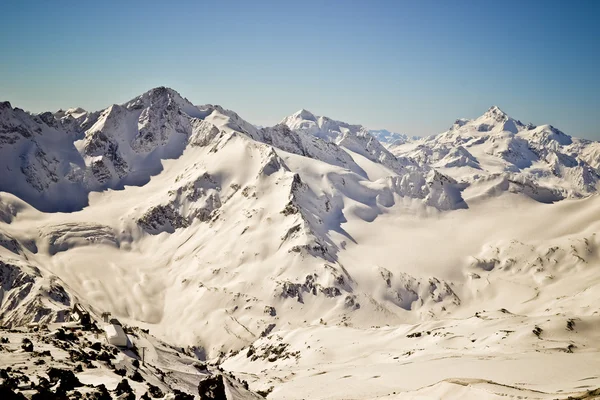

left=1, top=87, right=600, bottom=399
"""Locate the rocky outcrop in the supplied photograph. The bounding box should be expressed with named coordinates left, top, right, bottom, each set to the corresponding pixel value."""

left=137, top=172, right=223, bottom=234
left=0, top=260, right=72, bottom=327
left=377, top=267, right=460, bottom=313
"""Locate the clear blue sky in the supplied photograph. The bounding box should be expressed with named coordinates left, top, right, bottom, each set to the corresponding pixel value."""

left=1, top=0, right=599, bottom=138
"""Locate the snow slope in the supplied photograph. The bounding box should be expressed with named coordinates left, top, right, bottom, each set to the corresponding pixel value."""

left=1, top=90, right=600, bottom=399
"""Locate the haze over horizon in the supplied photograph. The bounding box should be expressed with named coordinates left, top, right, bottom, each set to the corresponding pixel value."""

left=1, top=0, right=599, bottom=139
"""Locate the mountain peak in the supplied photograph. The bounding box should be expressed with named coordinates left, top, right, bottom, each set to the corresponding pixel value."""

left=138, top=86, right=183, bottom=102
left=293, top=108, right=317, bottom=121
left=122, top=86, right=201, bottom=117
left=483, top=105, right=508, bottom=119
left=66, top=107, right=86, bottom=114
left=122, top=86, right=177, bottom=106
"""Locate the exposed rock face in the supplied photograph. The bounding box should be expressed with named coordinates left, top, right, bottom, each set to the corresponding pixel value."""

left=0, top=102, right=39, bottom=146
left=129, top=88, right=192, bottom=153
left=19, top=146, right=60, bottom=192
left=0, top=261, right=71, bottom=327
left=278, top=266, right=350, bottom=304
left=0, top=231, right=23, bottom=255
left=137, top=172, right=223, bottom=234
left=189, top=120, right=221, bottom=147
left=376, top=267, right=461, bottom=313
left=83, top=129, right=130, bottom=184
left=0, top=261, right=36, bottom=311
left=137, top=204, right=190, bottom=234
left=257, top=124, right=362, bottom=173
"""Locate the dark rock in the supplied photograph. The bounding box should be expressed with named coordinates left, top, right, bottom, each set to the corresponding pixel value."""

left=47, top=284, right=70, bottom=307
left=260, top=324, right=276, bottom=338
left=264, top=306, right=276, bottom=317
left=55, top=329, right=78, bottom=342
left=129, top=371, right=144, bottom=382
left=198, top=375, right=226, bottom=400
left=97, top=351, right=115, bottom=362
left=146, top=383, right=163, bottom=398
left=89, top=342, right=102, bottom=351
left=1, top=373, right=19, bottom=390
left=87, top=384, right=111, bottom=400
left=69, top=350, right=86, bottom=363
left=173, top=389, right=195, bottom=400
left=114, top=379, right=134, bottom=399
left=36, top=376, right=50, bottom=390
left=47, top=368, right=82, bottom=393
left=256, top=386, right=274, bottom=398
left=0, top=384, right=27, bottom=400
left=32, top=386, right=66, bottom=400
left=21, top=338, right=34, bottom=352
left=193, top=361, right=207, bottom=372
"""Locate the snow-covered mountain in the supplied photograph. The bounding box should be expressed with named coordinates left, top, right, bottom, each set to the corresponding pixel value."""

left=369, top=129, right=417, bottom=146
left=279, top=109, right=424, bottom=176
left=0, top=90, right=464, bottom=213
left=390, top=105, right=600, bottom=202
left=2, top=90, right=600, bottom=399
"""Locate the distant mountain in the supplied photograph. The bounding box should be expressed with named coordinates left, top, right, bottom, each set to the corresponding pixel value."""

left=279, top=109, right=420, bottom=177
left=389, top=105, right=600, bottom=202
left=369, top=129, right=418, bottom=146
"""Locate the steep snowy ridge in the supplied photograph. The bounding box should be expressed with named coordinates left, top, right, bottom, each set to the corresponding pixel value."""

left=281, top=109, right=419, bottom=174
left=0, top=258, right=72, bottom=327
left=79, top=87, right=195, bottom=188
left=0, top=101, right=89, bottom=212
left=255, top=124, right=366, bottom=176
